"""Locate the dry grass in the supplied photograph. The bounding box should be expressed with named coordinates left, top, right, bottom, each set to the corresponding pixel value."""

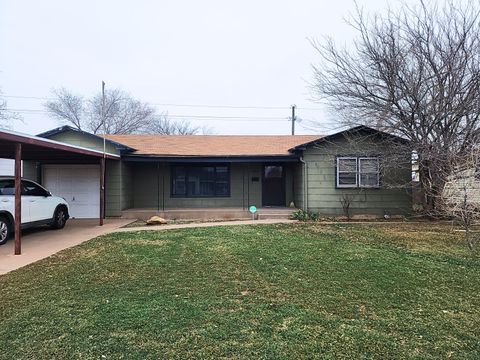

left=0, top=223, right=478, bottom=359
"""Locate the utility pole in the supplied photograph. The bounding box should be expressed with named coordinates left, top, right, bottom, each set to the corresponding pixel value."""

left=102, top=81, right=106, bottom=156
left=291, top=104, right=296, bottom=135
left=100, top=81, right=106, bottom=226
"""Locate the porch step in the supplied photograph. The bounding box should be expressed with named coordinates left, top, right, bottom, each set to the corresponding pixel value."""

left=257, top=213, right=294, bottom=220
left=256, top=208, right=295, bottom=220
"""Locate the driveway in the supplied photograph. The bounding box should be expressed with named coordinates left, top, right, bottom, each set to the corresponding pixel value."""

left=0, top=219, right=132, bottom=275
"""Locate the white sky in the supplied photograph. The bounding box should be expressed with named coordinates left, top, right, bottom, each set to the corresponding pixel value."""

left=1, top=0, right=410, bottom=135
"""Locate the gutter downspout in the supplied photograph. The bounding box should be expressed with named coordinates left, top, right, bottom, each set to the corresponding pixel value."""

left=300, top=156, right=308, bottom=211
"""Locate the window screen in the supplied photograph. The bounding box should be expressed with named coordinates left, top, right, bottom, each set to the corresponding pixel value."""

left=359, top=158, right=380, bottom=187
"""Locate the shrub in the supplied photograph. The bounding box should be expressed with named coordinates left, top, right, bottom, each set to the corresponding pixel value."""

left=291, top=209, right=319, bottom=221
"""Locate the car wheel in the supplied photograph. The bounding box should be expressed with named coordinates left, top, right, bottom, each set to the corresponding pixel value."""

left=52, top=207, right=67, bottom=230
left=0, top=216, right=11, bottom=245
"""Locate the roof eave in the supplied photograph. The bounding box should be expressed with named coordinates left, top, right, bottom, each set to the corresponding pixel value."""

left=37, top=125, right=137, bottom=152
left=0, top=128, right=120, bottom=160
left=288, top=125, right=410, bottom=152
left=122, top=154, right=300, bottom=163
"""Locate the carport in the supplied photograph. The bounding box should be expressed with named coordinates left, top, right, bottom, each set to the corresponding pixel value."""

left=0, top=128, right=120, bottom=255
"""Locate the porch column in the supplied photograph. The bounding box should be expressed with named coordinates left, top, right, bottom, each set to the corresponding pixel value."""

left=14, top=143, right=22, bottom=255
left=99, top=157, right=105, bottom=226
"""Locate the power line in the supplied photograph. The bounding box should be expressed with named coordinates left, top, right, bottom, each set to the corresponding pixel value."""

left=1, top=94, right=323, bottom=111
left=1, top=95, right=56, bottom=101
left=4, top=108, right=291, bottom=122
left=149, top=102, right=290, bottom=110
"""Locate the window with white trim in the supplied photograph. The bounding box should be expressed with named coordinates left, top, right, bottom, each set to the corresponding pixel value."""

left=336, top=157, right=380, bottom=188
left=358, top=157, right=380, bottom=187
left=337, top=157, right=358, bottom=187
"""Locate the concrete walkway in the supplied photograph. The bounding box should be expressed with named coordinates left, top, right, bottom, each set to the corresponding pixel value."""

left=0, top=219, right=132, bottom=275
left=113, top=219, right=297, bottom=233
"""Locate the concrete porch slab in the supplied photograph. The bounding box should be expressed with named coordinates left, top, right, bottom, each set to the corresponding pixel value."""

left=121, top=207, right=296, bottom=221
left=0, top=218, right=132, bottom=275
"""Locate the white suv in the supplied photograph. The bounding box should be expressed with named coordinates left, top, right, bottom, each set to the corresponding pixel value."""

left=0, top=177, right=70, bottom=245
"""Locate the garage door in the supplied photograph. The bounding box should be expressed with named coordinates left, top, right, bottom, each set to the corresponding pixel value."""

left=43, top=165, right=100, bottom=218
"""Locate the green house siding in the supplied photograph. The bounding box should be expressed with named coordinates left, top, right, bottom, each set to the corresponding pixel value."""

left=105, top=160, right=122, bottom=217
left=121, top=162, right=134, bottom=210
left=47, top=131, right=120, bottom=155
left=284, top=163, right=295, bottom=206
left=293, top=162, right=304, bottom=209
left=300, top=139, right=412, bottom=216
left=128, top=162, right=263, bottom=209
left=124, top=162, right=295, bottom=210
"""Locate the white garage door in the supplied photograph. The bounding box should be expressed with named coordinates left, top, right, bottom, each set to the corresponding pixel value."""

left=0, top=159, right=14, bottom=175
left=43, top=165, right=100, bottom=218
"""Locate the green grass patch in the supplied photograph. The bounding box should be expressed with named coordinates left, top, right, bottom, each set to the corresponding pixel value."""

left=0, top=223, right=479, bottom=359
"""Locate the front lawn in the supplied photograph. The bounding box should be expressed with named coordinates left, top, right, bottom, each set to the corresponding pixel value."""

left=0, top=223, right=479, bottom=359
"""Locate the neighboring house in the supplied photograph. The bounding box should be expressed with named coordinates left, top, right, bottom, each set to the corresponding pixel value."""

left=443, top=167, right=480, bottom=207
left=25, top=125, right=412, bottom=219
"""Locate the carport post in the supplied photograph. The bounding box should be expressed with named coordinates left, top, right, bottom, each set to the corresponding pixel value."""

left=14, top=143, right=22, bottom=255
left=99, top=157, right=105, bottom=226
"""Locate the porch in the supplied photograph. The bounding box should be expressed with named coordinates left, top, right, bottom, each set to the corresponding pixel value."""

left=110, top=160, right=304, bottom=219
left=121, top=207, right=296, bottom=221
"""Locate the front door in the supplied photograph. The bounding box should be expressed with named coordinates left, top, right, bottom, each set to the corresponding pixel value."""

left=262, top=165, right=285, bottom=206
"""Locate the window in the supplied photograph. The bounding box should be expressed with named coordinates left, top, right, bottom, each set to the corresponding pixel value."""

left=336, top=157, right=380, bottom=188
left=337, top=157, right=358, bottom=187
left=358, top=158, right=379, bottom=187
left=0, top=180, right=15, bottom=195
left=264, top=165, right=283, bottom=178
left=22, top=180, right=49, bottom=197
left=171, top=165, right=230, bottom=197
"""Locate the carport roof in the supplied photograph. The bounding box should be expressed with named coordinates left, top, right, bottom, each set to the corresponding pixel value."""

left=0, top=128, right=120, bottom=161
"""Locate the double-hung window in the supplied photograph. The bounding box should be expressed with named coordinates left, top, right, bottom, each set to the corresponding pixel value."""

left=337, top=157, right=358, bottom=187
left=358, top=157, right=380, bottom=187
left=171, top=164, right=230, bottom=197
left=336, top=157, right=379, bottom=188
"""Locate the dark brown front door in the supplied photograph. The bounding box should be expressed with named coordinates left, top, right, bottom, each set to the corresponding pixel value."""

left=262, top=165, right=285, bottom=206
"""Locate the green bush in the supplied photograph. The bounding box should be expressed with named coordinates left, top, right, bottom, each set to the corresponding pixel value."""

left=291, top=209, right=319, bottom=221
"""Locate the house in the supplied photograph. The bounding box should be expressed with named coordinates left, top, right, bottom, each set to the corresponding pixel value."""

left=442, top=157, right=480, bottom=209
left=18, top=125, right=412, bottom=220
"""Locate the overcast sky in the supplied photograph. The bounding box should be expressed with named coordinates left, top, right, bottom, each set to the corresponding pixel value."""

left=1, top=0, right=411, bottom=135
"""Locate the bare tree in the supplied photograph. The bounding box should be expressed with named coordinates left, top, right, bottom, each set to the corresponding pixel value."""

left=145, top=114, right=212, bottom=135
left=0, top=90, right=22, bottom=130
left=311, top=0, right=480, bottom=212
left=44, top=88, right=84, bottom=130
left=86, top=89, right=155, bottom=134
left=45, top=88, right=154, bottom=134
left=339, top=193, right=353, bottom=220
left=146, top=115, right=199, bottom=135
left=45, top=88, right=211, bottom=135
left=45, top=88, right=155, bottom=134
left=0, top=96, right=9, bottom=129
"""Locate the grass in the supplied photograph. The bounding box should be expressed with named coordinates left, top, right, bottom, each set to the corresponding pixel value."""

left=0, top=223, right=479, bottom=359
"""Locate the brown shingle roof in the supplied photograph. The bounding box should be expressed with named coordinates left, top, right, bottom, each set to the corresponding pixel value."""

left=104, top=134, right=322, bottom=157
